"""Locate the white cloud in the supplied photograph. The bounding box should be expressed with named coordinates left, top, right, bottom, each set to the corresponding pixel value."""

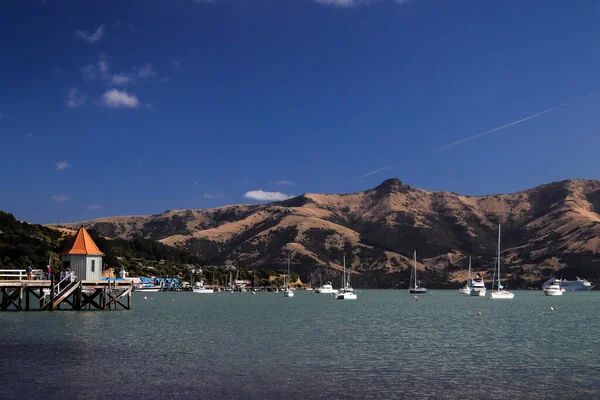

left=56, top=161, right=70, bottom=171
left=204, top=193, right=224, bottom=199
left=276, top=180, right=294, bottom=186
left=111, top=73, right=130, bottom=85
left=52, top=195, right=70, bottom=203
left=66, top=88, right=85, bottom=108
left=75, top=25, right=105, bottom=44
left=244, top=190, right=292, bottom=201
left=102, top=89, right=140, bottom=109
left=26, top=133, right=36, bottom=139
left=88, top=204, right=102, bottom=210
left=360, top=165, right=392, bottom=178
left=172, top=60, right=183, bottom=71
left=137, top=64, right=157, bottom=78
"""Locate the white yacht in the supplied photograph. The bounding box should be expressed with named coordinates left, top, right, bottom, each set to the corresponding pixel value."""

left=542, top=277, right=593, bottom=291
left=489, top=224, right=515, bottom=300
left=336, top=256, right=357, bottom=300
left=193, top=281, right=214, bottom=294
left=543, top=282, right=563, bottom=296
left=469, top=273, right=487, bottom=297
left=315, top=282, right=338, bottom=295
left=459, top=257, right=472, bottom=295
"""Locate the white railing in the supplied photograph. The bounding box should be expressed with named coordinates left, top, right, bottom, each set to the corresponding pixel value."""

left=54, top=271, right=76, bottom=293
left=0, top=269, right=44, bottom=281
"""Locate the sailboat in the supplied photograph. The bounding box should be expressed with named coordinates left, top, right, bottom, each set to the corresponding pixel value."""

left=283, top=257, right=294, bottom=297
left=489, top=224, right=515, bottom=300
left=409, top=250, right=427, bottom=294
left=336, top=256, right=357, bottom=300
left=459, top=257, right=472, bottom=294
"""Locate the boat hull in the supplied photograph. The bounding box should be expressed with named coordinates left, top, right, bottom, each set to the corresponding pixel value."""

left=470, top=288, right=487, bottom=297
left=542, top=279, right=593, bottom=291
left=193, top=289, right=214, bottom=294
left=489, top=291, right=514, bottom=300
left=283, top=291, right=294, bottom=297
left=335, top=292, right=357, bottom=300
left=409, top=289, right=427, bottom=294
left=458, top=287, right=471, bottom=295
left=544, top=290, right=563, bottom=296
left=133, top=287, right=161, bottom=292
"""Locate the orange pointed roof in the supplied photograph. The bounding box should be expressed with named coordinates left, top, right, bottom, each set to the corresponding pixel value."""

left=59, top=226, right=104, bottom=256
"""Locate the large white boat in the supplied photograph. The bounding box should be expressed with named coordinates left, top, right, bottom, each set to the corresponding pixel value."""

left=489, top=224, right=515, bottom=300
left=542, top=277, right=593, bottom=291
left=543, top=282, right=563, bottom=296
left=133, top=284, right=161, bottom=292
left=459, top=257, right=472, bottom=295
left=315, top=282, right=338, bottom=295
left=336, top=255, right=357, bottom=300
left=469, top=273, right=487, bottom=297
left=408, top=250, right=427, bottom=294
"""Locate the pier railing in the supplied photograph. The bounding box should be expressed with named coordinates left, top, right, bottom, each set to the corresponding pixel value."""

left=0, top=269, right=43, bottom=281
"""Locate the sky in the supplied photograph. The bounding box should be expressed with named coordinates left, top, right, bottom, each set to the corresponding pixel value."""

left=1, top=0, right=599, bottom=224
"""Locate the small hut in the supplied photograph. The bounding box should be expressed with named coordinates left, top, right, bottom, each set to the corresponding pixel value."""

left=59, top=226, right=104, bottom=281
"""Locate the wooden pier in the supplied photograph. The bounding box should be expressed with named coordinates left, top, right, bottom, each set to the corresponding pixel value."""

left=0, top=276, right=133, bottom=312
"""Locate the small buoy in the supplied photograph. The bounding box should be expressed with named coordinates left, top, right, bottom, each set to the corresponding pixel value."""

left=550, top=307, right=554, bottom=311
left=363, top=302, right=366, bottom=305
left=414, top=295, right=418, bottom=299
left=555, top=307, right=558, bottom=310
left=172, top=299, right=174, bottom=302
left=477, top=312, right=482, bottom=316
left=144, top=296, right=147, bottom=300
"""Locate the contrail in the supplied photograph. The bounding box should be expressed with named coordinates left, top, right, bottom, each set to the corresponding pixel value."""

left=431, top=92, right=599, bottom=153
left=360, top=165, right=392, bottom=178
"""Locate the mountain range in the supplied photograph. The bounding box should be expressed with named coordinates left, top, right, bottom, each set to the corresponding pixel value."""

left=49, top=178, right=600, bottom=287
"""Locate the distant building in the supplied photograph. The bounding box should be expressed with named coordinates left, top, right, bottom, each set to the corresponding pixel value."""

left=235, top=279, right=251, bottom=287
left=58, top=226, right=104, bottom=281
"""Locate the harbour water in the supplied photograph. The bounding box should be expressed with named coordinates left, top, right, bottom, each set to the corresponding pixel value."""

left=1, top=290, right=599, bottom=399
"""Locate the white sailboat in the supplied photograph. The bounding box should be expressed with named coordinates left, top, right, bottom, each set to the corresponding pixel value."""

left=283, top=257, right=294, bottom=298
left=489, top=224, right=515, bottom=300
left=336, top=255, right=357, bottom=300
left=459, top=257, right=472, bottom=294
left=408, top=250, right=427, bottom=294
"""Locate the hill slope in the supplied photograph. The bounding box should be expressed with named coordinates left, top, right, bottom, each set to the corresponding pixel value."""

left=49, top=178, right=600, bottom=284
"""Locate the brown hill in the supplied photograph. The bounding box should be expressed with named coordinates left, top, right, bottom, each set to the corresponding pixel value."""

left=48, top=178, right=600, bottom=284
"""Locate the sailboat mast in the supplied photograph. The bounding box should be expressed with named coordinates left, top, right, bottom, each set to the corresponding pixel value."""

left=343, top=255, right=346, bottom=288
left=413, top=250, right=417, bottom=289
left=497, top=224, right=502, bottom=291
left=468, top=257, right=472, bottom=285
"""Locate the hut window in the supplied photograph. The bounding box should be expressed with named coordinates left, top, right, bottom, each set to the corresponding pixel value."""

left=62, top=261, right=70, bottom=270
left=91, top=260, right=95, bottom=272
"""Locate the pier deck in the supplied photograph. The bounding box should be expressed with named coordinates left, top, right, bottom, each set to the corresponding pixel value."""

left=0, top=278, right=133, bottom=312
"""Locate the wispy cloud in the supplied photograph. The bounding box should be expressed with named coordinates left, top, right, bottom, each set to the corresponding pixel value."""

left=137, top=64, right=157, bottom=78
left=204, top=193, right=224, bottom=199
left=66, top=88, right=85, bottom=108
left=276, top=180, right=294, bottom=186
left=56, top=161, right=70, bottom=171
left=102, top=89, right=140, bottom=109
left=88, top=204, right=102, bottom=210
left=83, top=55, right=158, bottom=85
left=111, top=73, right=130, bottom=85
left=244, top=190, right=292, bottom=201
left=26, top=133, right=36, bottom=139
left=432, top=92, right=600, bottom=153
left=75, top=25, right=105, bottom=44
left=52, top=195, right=69, bottom=203
left=360, top=165, right=392, bottom=178
left=172, top=60, right=183, bottom=71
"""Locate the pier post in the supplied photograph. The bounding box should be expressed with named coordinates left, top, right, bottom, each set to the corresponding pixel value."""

left=25, top=288, right=30, bottom=311
left=49, top=275, right=55, bottom=311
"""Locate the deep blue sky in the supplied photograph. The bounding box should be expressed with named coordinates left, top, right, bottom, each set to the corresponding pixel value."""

left=1, top=0, right=599, bottom=224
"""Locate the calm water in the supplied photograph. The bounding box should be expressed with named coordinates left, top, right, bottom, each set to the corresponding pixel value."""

left=1, top=290, right=599, bottom=399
